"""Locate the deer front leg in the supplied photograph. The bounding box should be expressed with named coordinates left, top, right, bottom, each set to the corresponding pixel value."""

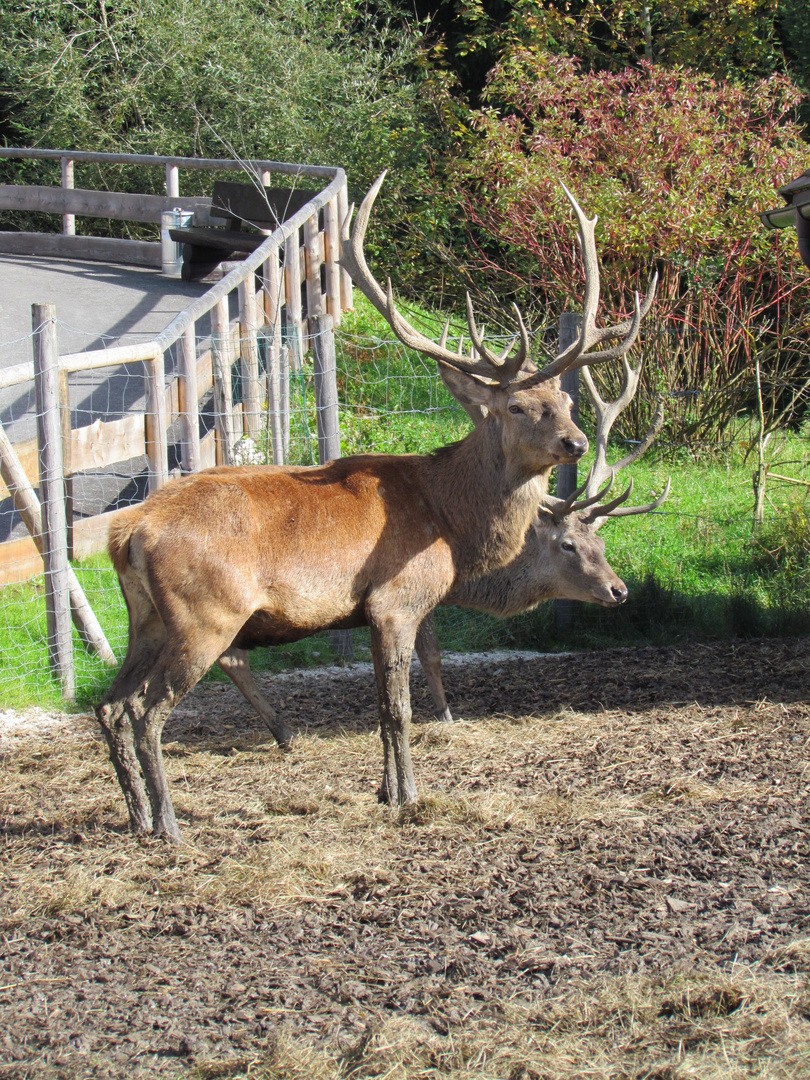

left=415, top=613, right=454, bottom=723
left=369, top=615, right=419, bottom=806
left=217, top=647, right=295, bottom=747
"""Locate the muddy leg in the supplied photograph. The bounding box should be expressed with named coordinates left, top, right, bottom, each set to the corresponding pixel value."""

left=95, top=704, right=153, bottom=833
left=125, top=633, right=239, bottom=842
left=415, top=614, right=454, bottom=724
left=126, top=695, right=179, bottom=842
left=95, top=582, right=167, bottom=832
left=370, top=615, right=419, bottom=806
left=217, top=647, right=295, bottom=746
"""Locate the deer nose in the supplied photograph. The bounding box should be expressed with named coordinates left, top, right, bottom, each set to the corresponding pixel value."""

left=611, top=583, right=628, bottom=604
left=561, top=436, right=588, bottom=459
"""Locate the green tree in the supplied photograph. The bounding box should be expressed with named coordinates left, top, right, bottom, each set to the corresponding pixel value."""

left=393, top=0, right=785, bottom=102
left=0, top=0, right=442, bottom=204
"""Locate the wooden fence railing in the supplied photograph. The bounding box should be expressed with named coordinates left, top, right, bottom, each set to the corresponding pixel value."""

left=0, top=150, right=353, bottom=589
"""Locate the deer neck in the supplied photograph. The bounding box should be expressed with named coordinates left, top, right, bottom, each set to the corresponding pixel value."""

left=446, top=538, right=554, bottom=616
left=428, top=420, right=551, bottom=581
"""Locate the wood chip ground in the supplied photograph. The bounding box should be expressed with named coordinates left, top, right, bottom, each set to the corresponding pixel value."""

left=2, top=637, right=810, bottom=1078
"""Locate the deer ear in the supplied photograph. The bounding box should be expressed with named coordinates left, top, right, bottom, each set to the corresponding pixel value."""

left=437, top=359, right=498, bottom=408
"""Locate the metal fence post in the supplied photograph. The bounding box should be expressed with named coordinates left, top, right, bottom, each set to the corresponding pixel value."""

left=33, top=303, right=75, bottom=698
left=312, top=314, right=352, bottom=663
left=555, top=312, right=582, bottom=634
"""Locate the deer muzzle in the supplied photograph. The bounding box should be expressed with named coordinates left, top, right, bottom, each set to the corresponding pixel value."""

left=558, top=435, right=589, bottom=462
left=593, top=580, right=629, bottom=606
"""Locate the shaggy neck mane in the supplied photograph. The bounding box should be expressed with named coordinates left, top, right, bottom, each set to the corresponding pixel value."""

left=425, top=417, right=551, bottom=581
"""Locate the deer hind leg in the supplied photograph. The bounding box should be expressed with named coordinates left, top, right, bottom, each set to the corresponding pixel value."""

left=217, top=647, right=295, bottom=747
left=95, top=577, right=168, bottom=834
left=415, top=614, right=454, bottom=724
left=131, top=616, right=251, bottom=842
left=369, top=613, right=419, bottom=806
left=123, top=632, right=232, bottom=843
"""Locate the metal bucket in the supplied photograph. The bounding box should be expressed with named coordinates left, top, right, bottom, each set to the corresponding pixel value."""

left=160, top=208, right=193, bottom=278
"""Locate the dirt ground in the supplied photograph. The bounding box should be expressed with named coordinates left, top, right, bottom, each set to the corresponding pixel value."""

left=2, top=636, right=810, bottom=1079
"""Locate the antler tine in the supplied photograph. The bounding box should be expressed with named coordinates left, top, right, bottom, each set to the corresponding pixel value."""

left=550, top=470, right=616, bottom=523
left=611, top=395, right=666, bottom=473
left=439, top=318, right=451, bottom=351
left=580, top=477, right=634, bottom=523
left=534, top=185, right=600, bottom=381
left=588, top=477, right=671, bottom=526
left=339, top=171, right=388, bottom=311
left=340, top=172, right=528, bottom=384
left=464, top=295, right=531, bottom=380
left=541, top=291, right=643, bottom=381
left=590, top=273, right=658, bottom=347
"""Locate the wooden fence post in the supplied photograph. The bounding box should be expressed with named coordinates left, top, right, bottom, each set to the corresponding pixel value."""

left=177, top=324, right=200, bottom=473
left=144, top=349, right=169, bottom=491
left=263, top=247, right=285, bottom=465
left=165, top=163, right=179, bottom=199
left=238, top=277, right=262, bottom=440
left=61, top=156, right=75, bottom=237
left=280, top=343, right=291, bottom=462
left=58, top=367, right=73, bottom=558
left=284, top=228, right=304, bottom=369
left=555, top=311, right=582, bottom=634
left=0, top=423, right=116, bottom=665
left=32, top=303, right=74, bottom=698
left=312, top=314, right=352, bottom=662
left=211, top=296, right=235, bottom=465
left=303, top=211, right=324, bottom=327
left=337, top=180, right=353, bottom=312
left=312, top=314, right=340, bottom=465
left=324, top=196, right=342, bottom=325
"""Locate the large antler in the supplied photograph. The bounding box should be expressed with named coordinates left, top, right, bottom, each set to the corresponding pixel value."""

left=340, top=172, right=529, bottom=386
left=533, top=185, right=658, bottom=381
left=581, top=356, right=665, bottom=498
left=340, top=174, right=657, bottom=387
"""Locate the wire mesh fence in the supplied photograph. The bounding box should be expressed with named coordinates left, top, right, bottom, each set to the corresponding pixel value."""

left=2, top=316, right=809, bottom=709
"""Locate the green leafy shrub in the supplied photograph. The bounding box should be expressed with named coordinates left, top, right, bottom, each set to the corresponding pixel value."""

left=421, top=54, right=810, bottom=446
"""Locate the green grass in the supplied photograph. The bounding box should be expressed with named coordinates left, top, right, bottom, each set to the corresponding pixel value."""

left=0, top=555, right=128, bottom=711
left=2, top=296, right=809, bottom=709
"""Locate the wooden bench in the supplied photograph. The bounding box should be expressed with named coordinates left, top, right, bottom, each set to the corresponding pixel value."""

left=170, top=180, right=316, bottom=281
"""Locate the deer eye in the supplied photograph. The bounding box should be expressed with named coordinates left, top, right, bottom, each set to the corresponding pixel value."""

left=561, top=540, right=576, bottom=552
left=508, top=404, right=523, bottom=415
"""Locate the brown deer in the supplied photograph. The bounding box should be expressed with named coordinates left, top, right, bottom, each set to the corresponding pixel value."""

left=96, top=174, right=655, bottom=841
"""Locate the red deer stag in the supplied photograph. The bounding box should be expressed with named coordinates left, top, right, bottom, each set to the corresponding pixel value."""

left=96, top=173, right=655, bottom=841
